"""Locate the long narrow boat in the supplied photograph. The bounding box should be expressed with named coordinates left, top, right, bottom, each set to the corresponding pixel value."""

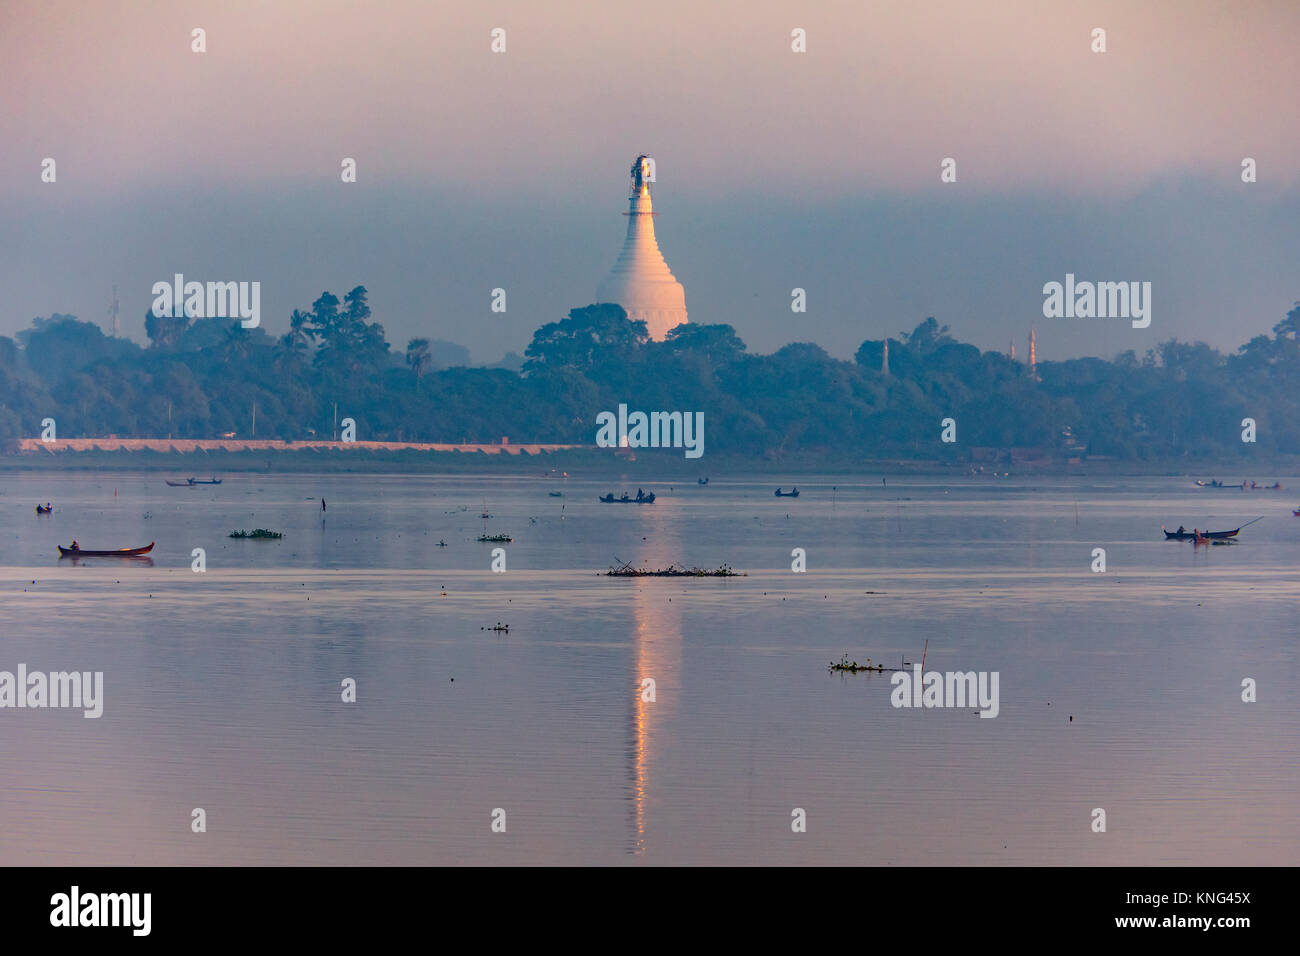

left=58, top=542, right=155, bottom=557
left=774, top=488, right=800, bottom=497
left=190, top=477, right=222, bottom=485
left=1162, top=526, right=1239, bottom=540
left=598, top=493, right=655, bottom=503
left=165, top=479, right=194, bottom=486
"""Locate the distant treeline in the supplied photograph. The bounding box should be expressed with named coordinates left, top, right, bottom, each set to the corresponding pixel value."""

left=2, top=288, right=1298, bottom=460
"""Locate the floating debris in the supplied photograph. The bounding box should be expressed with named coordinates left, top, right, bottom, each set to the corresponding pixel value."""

left=481, top=623, right=510, bottom=632
left=829, top=654, right=886, bottom=673
left=603, top=560, right=743, bottom=577
left=831, top=641, right=925, bottom=674
left=229, top=529, right=284, bottom=539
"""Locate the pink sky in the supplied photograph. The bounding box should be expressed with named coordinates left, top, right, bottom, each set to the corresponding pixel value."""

left=4, top=0, right=1297, bottom=199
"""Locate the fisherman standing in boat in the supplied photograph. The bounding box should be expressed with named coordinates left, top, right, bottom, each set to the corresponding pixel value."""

left=1177, top=525, right=1185, bottom=535
left=70, top=540, right=79, bottom=551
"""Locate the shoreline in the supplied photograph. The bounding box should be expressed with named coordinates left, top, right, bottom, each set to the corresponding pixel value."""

left=2, top=441, right=1297, bottom=479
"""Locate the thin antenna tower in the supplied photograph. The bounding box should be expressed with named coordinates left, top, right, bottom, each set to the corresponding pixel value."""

left=108, top=284, right=120, bottom=336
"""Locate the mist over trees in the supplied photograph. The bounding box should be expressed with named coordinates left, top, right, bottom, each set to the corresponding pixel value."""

left=2, top=289, right=1298, bottom=460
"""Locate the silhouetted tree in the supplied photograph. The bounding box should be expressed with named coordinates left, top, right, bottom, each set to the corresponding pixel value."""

left=406, top=338, right=432, bottom=382
left=524, top=303, right=647, bottom=373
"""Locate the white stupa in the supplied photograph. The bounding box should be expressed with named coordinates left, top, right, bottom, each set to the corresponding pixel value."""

left=597, top=154, right=688, bottom=341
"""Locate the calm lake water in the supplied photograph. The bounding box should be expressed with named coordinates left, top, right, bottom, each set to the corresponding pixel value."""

left=1, top=470, right=1297, bottom=865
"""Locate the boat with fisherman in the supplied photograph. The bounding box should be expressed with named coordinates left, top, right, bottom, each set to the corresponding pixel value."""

left=599, top=490, right=656, bottom=504
left=1162, top=516, right=1262, bottom=540
left=57, top=541, right=155, bottom=557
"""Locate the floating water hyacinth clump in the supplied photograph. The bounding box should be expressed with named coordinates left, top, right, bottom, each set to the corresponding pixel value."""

left=829, top=655, right=886, bottom=673
left=229, top=529, right=283, bottom=539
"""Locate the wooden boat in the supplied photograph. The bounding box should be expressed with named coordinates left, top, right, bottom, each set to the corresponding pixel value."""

left=35, top=505, right=53, bottom=514
left=774, top=488, right=800, bottom=497
left=548, top=491, right=563, bottom=497
left=698, top=477, right=709, bottom=485
left=165, top=479, right=194, bottom=487
left=1163, top=526, right=1239, bottom=540
left=190, top=477, right=222, bottom=485
left=58, top=542, right=155, bottom=557
left=599, top=492, right=655, bottom=503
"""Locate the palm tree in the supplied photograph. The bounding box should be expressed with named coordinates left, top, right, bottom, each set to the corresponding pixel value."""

left=282, top=309, right=316, bottom=353
left=406, top=337, right=432, bottom=382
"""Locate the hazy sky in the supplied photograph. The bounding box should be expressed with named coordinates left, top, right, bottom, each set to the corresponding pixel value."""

left=3, top=0, right=1298, bottom=361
